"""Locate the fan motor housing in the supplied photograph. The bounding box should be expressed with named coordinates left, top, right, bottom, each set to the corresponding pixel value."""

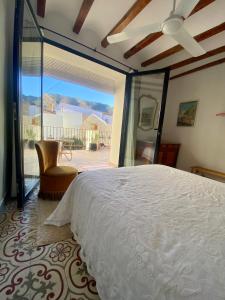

left=162, top=16, right=183, bottom=35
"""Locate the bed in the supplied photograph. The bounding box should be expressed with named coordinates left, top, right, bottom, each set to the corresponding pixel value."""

left=46, top=164, right=225, bottom=300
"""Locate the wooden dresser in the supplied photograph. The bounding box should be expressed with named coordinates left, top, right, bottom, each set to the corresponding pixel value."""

left=157, top=143, right=180, bottom=167
left=136, top=141, right=180, bottom=167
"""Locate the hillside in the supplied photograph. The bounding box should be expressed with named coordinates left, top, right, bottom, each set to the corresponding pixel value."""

left=24, top=93, right=113, bottom=115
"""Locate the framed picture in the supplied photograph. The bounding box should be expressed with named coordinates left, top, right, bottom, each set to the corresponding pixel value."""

left=138, top=95, right=158, bottom=130
left=177, top=101, right=198, bottom=127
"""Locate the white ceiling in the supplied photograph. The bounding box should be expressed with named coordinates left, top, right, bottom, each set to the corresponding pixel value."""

left=43, top=43, right=125, bottom=94
left=30, top=0, right=225, bottom=76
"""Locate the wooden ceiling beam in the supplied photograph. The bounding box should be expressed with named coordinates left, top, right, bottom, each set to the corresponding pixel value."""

left=170, top=46, right=225, bottom=70
left=170, top=57, right=225, bottom=80
left=189, top=0, right=215, bottom=16
left=141, top=22, right=225, bottom=67
left=101, top=0, right=152, bottom=48
left=124, top=32, right=163, bottom=59
left=124, top=0, right=215, bottom=59
left=73, top=0, right=94, bottom=34
left=37, top=0, right=46, bottom=18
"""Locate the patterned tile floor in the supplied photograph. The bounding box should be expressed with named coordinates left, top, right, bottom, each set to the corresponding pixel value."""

left=0, top=189, right=100, bottom=300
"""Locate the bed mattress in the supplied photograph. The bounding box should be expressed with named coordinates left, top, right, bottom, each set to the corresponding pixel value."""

left=46, top=164, right=225, bottom=300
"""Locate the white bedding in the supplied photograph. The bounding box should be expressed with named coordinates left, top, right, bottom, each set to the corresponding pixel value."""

left=46, top=165, right=225, bottom=300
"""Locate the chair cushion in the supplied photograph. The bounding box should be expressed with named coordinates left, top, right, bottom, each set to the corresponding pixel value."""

left=45, top=166, right=78, bottom=176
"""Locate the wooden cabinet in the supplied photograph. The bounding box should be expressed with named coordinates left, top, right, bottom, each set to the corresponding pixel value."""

left=136, top=141, right=180, bottom=168
left=157, top=143, right=180, bottom=167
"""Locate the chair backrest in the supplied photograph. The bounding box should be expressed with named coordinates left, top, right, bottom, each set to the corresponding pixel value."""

left=35, top=140, right=59, bottom=174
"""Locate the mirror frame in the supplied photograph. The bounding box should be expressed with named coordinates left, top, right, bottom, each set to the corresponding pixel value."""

left=138, top=94, right=158, bottom=131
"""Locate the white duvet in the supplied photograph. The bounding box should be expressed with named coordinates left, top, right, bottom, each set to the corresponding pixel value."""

left=46, top=165, right=225, bottom=300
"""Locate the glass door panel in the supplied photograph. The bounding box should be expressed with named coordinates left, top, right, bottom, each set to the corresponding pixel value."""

left=122, top=70, right=169, bottom=167
left=14, top=0, right=43, bottom=206
left=21, top=2, right=42, bottom=195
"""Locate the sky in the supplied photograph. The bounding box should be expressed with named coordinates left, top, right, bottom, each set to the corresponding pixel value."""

left=22, top=75, right=114, bottom=107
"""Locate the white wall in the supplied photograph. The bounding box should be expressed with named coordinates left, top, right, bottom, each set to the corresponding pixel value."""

left=162, top=63, right=225, bottom=173
left=61, top=111, right=83, bottom=128
left=43, top=113, right=63, bottom=128
left=0, top=0, right=14, bottom=203
left=110, top=77, right=126, bottom=166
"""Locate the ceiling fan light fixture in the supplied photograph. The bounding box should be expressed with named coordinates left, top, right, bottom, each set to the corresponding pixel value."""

left=162, top=16, right=183, bottom=35
left=107, top=0, right=205, bottom=59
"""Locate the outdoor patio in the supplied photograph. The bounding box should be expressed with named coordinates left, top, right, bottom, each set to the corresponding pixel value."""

left=24, top=147, right=115, bottom=176
left=58, top=147, right=115, bottom=172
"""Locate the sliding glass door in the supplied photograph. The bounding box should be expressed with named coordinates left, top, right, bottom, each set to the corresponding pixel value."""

left=14, top=0, right=43, bottom=207
left=119, top=69, right=170, bottom=167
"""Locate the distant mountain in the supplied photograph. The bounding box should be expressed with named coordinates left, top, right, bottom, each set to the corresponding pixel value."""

left=23, top=93, right=113, bottom=115
left=23, top=95, right=41, bottom=104
left=44, top=93, right=113, bottom=115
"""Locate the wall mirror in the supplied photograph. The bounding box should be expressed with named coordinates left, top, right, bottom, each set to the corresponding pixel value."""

left=138, top=95, right=158, bottom=130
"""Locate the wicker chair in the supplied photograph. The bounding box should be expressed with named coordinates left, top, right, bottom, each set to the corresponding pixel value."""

left=35, top=140, right=78, bottom=200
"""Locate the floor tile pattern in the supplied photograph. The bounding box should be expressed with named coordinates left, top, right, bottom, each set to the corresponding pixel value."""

left=0, top=190, right=100, bottom=300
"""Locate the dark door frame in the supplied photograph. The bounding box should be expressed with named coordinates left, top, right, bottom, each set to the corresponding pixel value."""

left=118, top=68, right=170, bottom=167
left=41, top=39, right=171, bottom=168
left=13, top=0, right=44, bottom=208
left=13, top=0, right=25, bottom=208
left=43, top=37, right=130, bottom=76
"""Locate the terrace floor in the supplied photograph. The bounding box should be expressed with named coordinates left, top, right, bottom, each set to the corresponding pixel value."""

left=58, top=147, right=115, bottom=172
left=24, top=147, right=115, bottom=176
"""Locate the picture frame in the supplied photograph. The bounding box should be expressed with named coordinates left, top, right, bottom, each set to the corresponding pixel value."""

left=138, top=95, right=158, bottom=131
left=177, top=100, right=198, bottom=127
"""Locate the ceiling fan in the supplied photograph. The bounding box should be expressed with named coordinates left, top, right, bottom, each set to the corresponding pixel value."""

left=107, top=0, right=206, bottom=57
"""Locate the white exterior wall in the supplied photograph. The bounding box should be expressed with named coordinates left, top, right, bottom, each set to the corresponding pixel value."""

left=43, top=111, right=83, bottom=128
left=61, top=111, right=83, bottom=128
left=43, top=113, right=63, bottom=128
left=43, top=111, right=83, bottom=140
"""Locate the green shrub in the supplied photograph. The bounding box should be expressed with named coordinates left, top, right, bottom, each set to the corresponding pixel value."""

left=26, top=128, right=36, bottom=140
left=73, top=137, right=84, bottom=146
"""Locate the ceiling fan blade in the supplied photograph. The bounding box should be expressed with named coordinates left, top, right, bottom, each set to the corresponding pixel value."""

left=107, top=23, right=161, bottom=44
left=171, top=27, right=206, bottom=57
left=175, top=0, right=200, bottom=18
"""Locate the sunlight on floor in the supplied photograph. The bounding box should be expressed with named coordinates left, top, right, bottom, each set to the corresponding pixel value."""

left=24, top=147, right=115, bottom=175
left=58, top=148, right=115, bottom=172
